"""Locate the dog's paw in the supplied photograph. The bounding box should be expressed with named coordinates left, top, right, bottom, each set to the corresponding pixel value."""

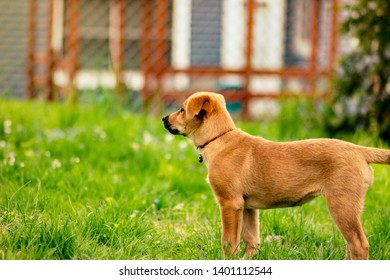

left=243, top=245, right=259, bottom=259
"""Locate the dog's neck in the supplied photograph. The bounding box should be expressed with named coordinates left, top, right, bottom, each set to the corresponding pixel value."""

left=196, top=129, right=234, bottom=163
left=196, top=129, right=233, bottom=150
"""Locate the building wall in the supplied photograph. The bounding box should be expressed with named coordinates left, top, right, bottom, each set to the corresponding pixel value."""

left=0, top=0, right=28, bottom=98
left=190, top=0, right=222, bottom=66
left=0, top=0, right=50, bottom=98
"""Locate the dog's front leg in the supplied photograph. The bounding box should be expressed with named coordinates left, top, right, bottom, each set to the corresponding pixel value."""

left=219, top=199, right=244, bottom=256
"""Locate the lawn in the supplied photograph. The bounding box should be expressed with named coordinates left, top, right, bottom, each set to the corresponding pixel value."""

left=0, top=97, right=389, bottom=260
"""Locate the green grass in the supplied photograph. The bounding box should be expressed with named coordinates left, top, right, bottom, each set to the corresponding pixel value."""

left=0, top=98, right=389, bottom=260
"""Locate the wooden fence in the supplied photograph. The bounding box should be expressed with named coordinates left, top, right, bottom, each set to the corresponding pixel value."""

left=26, top=0, right=340, bottom=117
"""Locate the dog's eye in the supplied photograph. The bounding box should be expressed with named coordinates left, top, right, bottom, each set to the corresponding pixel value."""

left=180, top=108, right=184, bottom=113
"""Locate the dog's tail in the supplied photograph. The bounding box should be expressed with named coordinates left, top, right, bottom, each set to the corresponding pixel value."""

left=358, top=146, right=390, bottom=164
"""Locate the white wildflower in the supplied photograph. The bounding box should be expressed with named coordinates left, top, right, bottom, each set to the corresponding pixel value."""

left=94, top=126, right=107, bottom=140
left=0, top=140, right=6, bottom=149
left=8, top=152, right=15, bottom=166
left=45, top=151, right=51, bottom=158
left=173, top=203, right=184, bottom=210
left=130, top=210, right=139, bottom=219
left=70, top=157, right=80, bottom=164
left=164, top=134, right=174, bottom=143
left=45, top=128, right=65, bottom=140
left=178, top=141, right=188, bottom=151
left=164, top=153, right=172, bottom=160
left=19, top=162, right=25, bottom=168
left=52, top=129, right=65, bottom=139
left=4, top=120, right=11, bottom=134
left=264, top=235, right=282, bottom=243
left=130, top=142, right=140, bottom=151
left=51, top=159, right=61, bottom=169
left=143, top=131, right=153, bottom=145
left=4, top=120, right=11, bottom=127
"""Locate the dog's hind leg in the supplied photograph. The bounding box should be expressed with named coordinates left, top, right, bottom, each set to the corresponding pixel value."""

left=219, top=198, right=244, bottom=256
left=242, top=209, right=260, bottom=258
left=325, top=195, right=369, bottom=260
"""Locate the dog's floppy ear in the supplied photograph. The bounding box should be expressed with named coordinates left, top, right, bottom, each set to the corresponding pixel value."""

left=186, top=94, right=211, bottom=119
left=215, top=93, right=226, bottom=107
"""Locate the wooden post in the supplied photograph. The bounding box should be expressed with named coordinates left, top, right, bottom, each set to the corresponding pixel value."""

left=45, top=0, right=55, bottom=101
left=155, top=0, right=168, bottom=77
left=243, top=0, right=255, bottom=119
left=140, top=0, right=153, bottom=105
left=329, top=0, right=339, bottom=72
left=65, top=0, right=79, bottom=102
left=153, top=0, right=169, bottom=109
left=110, top=0, right=126, bottom=97
left=26, top=0, right=37, bottom=99
left=307, top=0, right=320, bottom=97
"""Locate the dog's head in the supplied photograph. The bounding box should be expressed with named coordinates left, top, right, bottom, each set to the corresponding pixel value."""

left=162, top=92, right=235, bottom=145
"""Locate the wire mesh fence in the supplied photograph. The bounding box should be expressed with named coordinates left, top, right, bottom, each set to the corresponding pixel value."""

left=1, top=0, right=340, bottom=118
left=0, top=0, right=29, bottom=98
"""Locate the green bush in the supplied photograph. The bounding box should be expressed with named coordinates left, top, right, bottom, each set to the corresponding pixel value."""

left=325, top=0, right=390, bottom=143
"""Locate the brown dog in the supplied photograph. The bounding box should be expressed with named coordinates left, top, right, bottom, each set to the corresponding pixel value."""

left=162, top=91, right=390, bottom=259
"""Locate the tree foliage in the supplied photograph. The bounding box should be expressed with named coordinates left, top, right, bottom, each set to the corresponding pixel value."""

left=326, top=0, right=390, bottom=143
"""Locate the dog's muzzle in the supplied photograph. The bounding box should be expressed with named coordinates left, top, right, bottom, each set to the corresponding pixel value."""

left=162, top=115, right=181, bottom=135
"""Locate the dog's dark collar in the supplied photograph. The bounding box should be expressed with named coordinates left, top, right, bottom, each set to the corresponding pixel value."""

left=197, top=129, right=233, bottom=163
left=197, top=129, right=233, bottom=150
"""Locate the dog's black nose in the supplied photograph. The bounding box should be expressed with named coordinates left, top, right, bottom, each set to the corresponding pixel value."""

left=162, top=115, right=170, bottom=130
left=162, top=116, right=169, bottom=128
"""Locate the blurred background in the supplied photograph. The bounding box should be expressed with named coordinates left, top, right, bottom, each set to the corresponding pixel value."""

left=0, top=0, right=389, bottom=141
left=0, top=0, right=389, bottom=261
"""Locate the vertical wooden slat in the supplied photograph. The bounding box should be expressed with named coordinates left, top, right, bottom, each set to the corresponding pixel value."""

left=243, top=0, right=255, bottom=119
left=45, top=0, right=55, bottom=101
left=110, top=0, right=126, bottom=97
left=155, top=0, right=168, bottom=77
left=329, top=0, right=339, bottom=72
left=26, top=0, right=37, bottom=99
left=154, top=0, right=169, bottom=103
left=140, top=0, right=153, bottom=102
left=307, top=0, right=320, bottom=97
left=65, top=0, right=79, bottom=100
